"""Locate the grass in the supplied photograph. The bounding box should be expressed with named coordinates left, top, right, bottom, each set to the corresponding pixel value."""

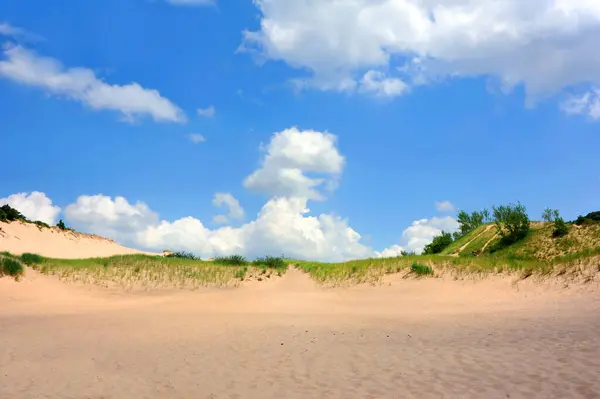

left=20, top=253, right=45, bottom=265
left=411, top=262, right=434, bottom=276
left=165, top=251, right=200, bottom=260
left=1, top=256, right=24, bottom=279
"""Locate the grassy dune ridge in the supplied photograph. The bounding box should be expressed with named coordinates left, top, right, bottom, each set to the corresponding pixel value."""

left=2, top=221, right=599, bottom=288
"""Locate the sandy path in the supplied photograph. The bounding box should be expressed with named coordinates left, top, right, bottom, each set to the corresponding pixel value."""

left=1, top=269, right=600, bottom=399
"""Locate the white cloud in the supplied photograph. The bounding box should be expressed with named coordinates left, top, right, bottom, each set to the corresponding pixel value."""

left=359, top=70, right=409, bottom=98
left=0, top=191, right=61, bottom=225
left=0, top=23, right=22, bottom=37
left=212, top=193, right=245, bottom=224
left=243, top=127, right=345, bottom=200
left=64, top=195, right=159, bottom=243
left=197, top=105, right=215, bottom=118
left=187, top=133, right=206, bottom=144
left=379, top=216, right=459, bottom=255
left=375, top=244, right=405, bottom=258
left=166, top=0, right=214, bottom=6
left=62, top=194, right=370, bottom=261
left=243, top=0, right=600, bottom=102
left=0, top=45, right=186, bottom=123
left=561, top=89, right=600, bottom=120
left=435, top=200, right=457, bottom=213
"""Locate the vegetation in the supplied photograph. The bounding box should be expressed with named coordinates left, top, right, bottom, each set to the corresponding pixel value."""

left=552, top=217, right=569, bottom=238
left=57, top=219, right=67, bottom=230
left=20, top=253, right=44, bottom=265
left=410, top=262, right=434, bottom=276
left=492, top=202, right=530, bottom=248
left=455, top=209, right=491, bottom=239
left=574, top=211, right=600, bottom=225
left=542, top=208, right=560, bottom=223
left=423, top=231, right=453, bottom=255
left=1, top=256, right=24, bottom=279
left=165, top=251, right=200, bottom=260
left=214, top=254, right=248, bottom=266
left=0, top=204, right=26, bottom=223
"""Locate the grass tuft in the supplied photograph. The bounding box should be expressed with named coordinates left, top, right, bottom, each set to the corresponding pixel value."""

left=165, top=251, right=200, bottom=260
left=410, top=262, right=434, bottom=276
left=1, top=257, right=24, bottom=279
left=20, top=253, right=45, bottom=265
left=214, top=255, right=248, bottom=266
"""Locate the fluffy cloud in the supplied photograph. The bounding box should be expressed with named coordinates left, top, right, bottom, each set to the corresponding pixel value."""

left=359, top=70, right=409, bottom=98
left=64, top=195, right=159, bottom=243
left=561, top=89, right=600, bottom=120
left=0, top=191, right=61, bottom=225
left=212, top=193, right=245, bottom=224
left=63, top=194, right=370, bottom=261
left=243, top=127, right=345, bottom=200
left=0, top=45, right=186, bottom=123
left=243, top=0, right=600, bottom=103
left=187, top=133, right=206, bottom=144
left=435, top=200, right=457, bottom=214
left=197, top=105, right=215, bottom=118
left=379, top=216, right=459, bottom=256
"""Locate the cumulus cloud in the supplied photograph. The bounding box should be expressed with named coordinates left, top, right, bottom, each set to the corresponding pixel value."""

left=0, top=45, right=186, bottom=123
left=61, top=194, right=371, bottom=261
left=0, top=191, right=61, bottom=225
left=435, top=200, right=457, bottom=214
left=64, top=195, right=159, bottom=243
left=187, top=133, right=206, bottom=144
left=561, top=89, right=600, bottom=120
left=378, top=216, right=459, bottom=256
left=212, top=193, right=245, bottom=224
left=243, top=127, right=345, bottom=200
left=359, top=70, right=409, bottom=98
left=242, top=0, right=600, bottom=103
left=197, top=105, right=215, bottom=118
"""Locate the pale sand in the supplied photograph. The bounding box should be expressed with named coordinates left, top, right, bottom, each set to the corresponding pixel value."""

left=0, top=221, right=156, bottom=258
left=1, top=268, right=599, bottom=399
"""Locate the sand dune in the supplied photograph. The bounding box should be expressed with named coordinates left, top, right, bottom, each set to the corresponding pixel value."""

left=0, top=221, right=156, bottom=258
left=1, top=267, right=599, bottom=399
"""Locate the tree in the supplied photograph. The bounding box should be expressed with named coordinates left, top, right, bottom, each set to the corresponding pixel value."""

left=492, top=202, right=530, bottom=245
left=0, top=205, right=26, bottom=222
left=552, top=217, right=569, bottom=238
left=423, top=231, right=453, bottom=255
left=456, top=210, right=485, bottom=237
left=56, top=219, right=67, bottom=230
left=542, top=208, right=554, bottom=223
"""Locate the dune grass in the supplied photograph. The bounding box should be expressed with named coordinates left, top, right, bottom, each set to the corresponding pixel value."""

left=1, top=256, right=24, bottom=280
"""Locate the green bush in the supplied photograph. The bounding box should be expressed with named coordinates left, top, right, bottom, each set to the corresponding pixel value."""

left=493, top=202, right=530, bottom=246
left=165, top=251, right=200, bottom=260
left=1, top=257, right=24, bottom=278
left=574, top=211, right=600, bottom=225
left=252, top=255, right=287, bottom=270
left=410, top=262, right=434, bottom=276
left=34, top=220, right=50, bottom=229
left=214, top=255, right=248, bottom=266
left=20, top=253, right=44, bottom=265
left=552, top=217, right=569, bottom=238
left=423, top=231, right=453, bottom=255
left=456, top=209, right=489, bottom=237
left=0, top=204, right=26, bottom=222
left=56, top=219, right=67, bottom=230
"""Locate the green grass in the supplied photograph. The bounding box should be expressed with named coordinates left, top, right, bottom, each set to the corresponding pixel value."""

left=1, top=256, right=24, bottom=279
left=214, top=255, right=248, bottom=266
left=459, top=226, right=498, bottom=256
left=410, top=262, right=434, bottom=276
left=20, top=253, right=45, bottom=265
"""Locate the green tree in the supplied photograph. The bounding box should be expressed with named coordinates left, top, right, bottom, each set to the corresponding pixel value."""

left=456, top=210, right=485, bottom=237
left=0, top=205, right=26, bottom=222
left=423, top=231, right=453, bottom=255
left=542, top=208, right=554, bottom=223
left=552, top=217, right=569, bottom=238
left=492, top=202, right=530, bottom=245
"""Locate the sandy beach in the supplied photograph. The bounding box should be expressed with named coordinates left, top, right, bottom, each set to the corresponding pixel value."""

left=2, top=267, right=599, bottom=399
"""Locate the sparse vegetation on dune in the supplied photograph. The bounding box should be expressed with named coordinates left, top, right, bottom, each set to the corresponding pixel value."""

left=1, top=254, right=24, bottom=280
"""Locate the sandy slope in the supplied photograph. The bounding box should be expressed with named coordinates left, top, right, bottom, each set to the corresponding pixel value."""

left=1, top=268, right=599, bottom=399
left=0, top=221, right=156, bottom=258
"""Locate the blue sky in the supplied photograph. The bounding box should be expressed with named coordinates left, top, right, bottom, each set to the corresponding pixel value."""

left=1, top=0, right=599, bottom=260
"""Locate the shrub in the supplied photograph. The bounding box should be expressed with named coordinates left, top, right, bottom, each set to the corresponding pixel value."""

left=252, top=255, right=287, bottom=270
left=56, top=219, right=67, bottom=230
left=20, top=253, right=44, bottom=265
left=235, top=266, right=248, bottom=281
left=574, top=211, right=600, bottom=225
left=214, top=255, right=248, bottom=266
left=401, top=250, right=416, bottom=256
left=542, top=208, right=560, bottom=223
left=492, top=202, right=530, bottom=245
left=34, top=220, right=50, bottom=229
left=456, top=209, right=488, bottom=237
left=165, top=251, right=200, bottom=260
left=552, top=217, right=569, bottom=238
left=410, top=262, right=434, bottom=276
left=0, top=204, right=26, bottom=222
left=1, top=257, right=24, bottom=278
left=423, top=231, right=453, bottom=255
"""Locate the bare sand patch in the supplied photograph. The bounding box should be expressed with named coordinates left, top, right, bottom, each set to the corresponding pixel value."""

left=0, top=221, right=156, bottom=259
left=1, top=268, right=599, bottom=398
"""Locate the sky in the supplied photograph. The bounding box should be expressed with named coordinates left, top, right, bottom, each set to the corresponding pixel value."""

left=1, top=0, right=599, bottom=261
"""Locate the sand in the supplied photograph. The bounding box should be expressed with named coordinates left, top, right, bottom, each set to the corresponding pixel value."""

left=0, top=221, right=156, bottom=258
left=1, top=267, right=600, bottom=399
